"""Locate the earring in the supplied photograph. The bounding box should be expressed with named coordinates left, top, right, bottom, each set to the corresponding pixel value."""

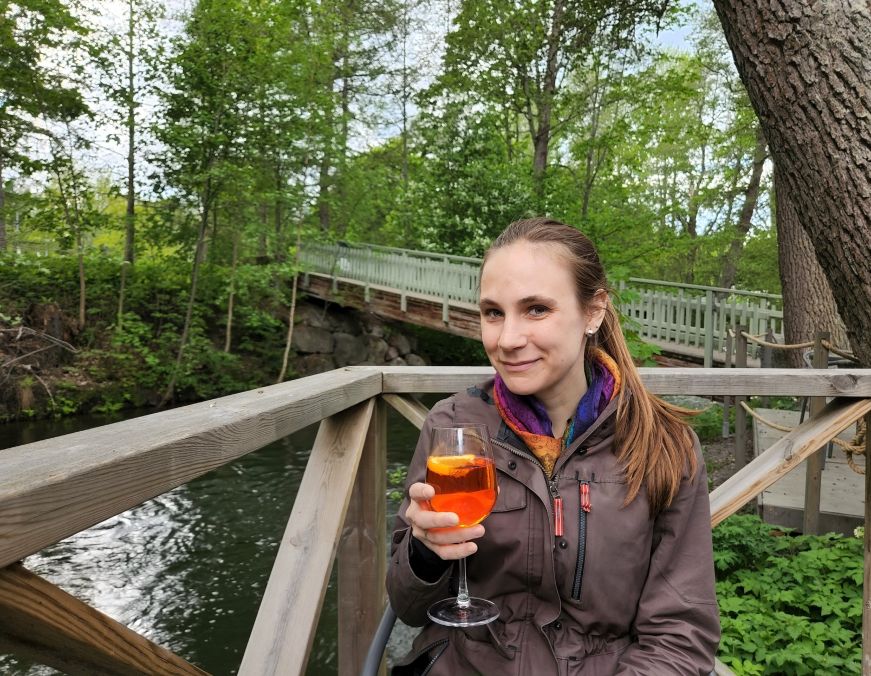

left=586, top=328, right=596, bottom=336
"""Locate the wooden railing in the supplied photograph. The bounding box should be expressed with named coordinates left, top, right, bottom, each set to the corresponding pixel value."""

left=298, top=242, right=783, bottom=365
left=2, top=367, right=871, bottom=675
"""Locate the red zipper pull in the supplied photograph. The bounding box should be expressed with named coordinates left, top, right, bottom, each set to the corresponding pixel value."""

left=580, top=482, right=591, bottom=513
left=554, top=496, right=564, bottom=536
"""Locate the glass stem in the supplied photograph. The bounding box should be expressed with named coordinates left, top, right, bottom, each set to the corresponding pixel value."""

left=457, top=556, right=471, bottom=608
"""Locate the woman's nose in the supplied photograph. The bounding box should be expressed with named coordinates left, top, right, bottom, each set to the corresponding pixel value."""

left=498, top=317, right=527, bottom=350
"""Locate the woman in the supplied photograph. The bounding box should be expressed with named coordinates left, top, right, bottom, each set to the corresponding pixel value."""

left=387, top=218, right=720, bottom=675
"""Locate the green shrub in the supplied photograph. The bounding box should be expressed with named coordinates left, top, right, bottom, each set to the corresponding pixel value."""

left=714, top=514, right=862, bottom=674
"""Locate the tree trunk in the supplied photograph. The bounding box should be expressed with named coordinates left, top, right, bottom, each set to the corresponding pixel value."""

left=224, top=232, right=238, bottom=353
left=318, top=156, right=331, bottom=233
left=719, top=124, right=768, bottom=290
left=77, top=231, right=86, bottom=329
left=531, top=0, right=565, bottom=205
left=0, top=154, right=6, bottom=252
left=713, top=0, right=871, bottom=365
left=124, top=0, right=136, bottom=267
left=776, top=165, right=849, bottom=367
left=159, top=186, right=211, bottom=407
left=277, top=221, right=303, bottom=384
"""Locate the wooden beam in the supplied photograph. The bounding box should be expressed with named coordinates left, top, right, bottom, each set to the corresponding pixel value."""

left=0, top=369, right=381, bottom=568
left=338, top=400, right=387, bottom=676
left=0, top=563, right=206, bottom=675
left=382, top=394, right=429, bottom=430
left=238, top=398, right=376, bottom=676
left=710, top=397, right=871, bottom=526
left=376, top=366, right=871, bottom=397
left=734, top=327, right=748, bottom=470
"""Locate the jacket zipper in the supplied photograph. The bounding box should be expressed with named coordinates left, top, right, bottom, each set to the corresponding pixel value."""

left=572, top=474, right=593, bottom=601
left=491, top=438, right=562, bottom=537
left=419, top=638, right=449, bottom=675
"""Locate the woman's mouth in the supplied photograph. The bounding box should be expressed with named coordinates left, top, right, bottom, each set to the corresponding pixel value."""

left=501, top=359, right=539, bottom=373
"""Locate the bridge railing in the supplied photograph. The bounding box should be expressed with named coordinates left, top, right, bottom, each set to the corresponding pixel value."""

left=299, top=242, right=783, bottom=365
left=3, top=367, right=870, bottom=675
left=620, top=278, right=784, bottom=367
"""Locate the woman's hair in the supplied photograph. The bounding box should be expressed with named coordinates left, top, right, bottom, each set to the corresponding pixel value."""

left=483, top=217, right=698, bottom=516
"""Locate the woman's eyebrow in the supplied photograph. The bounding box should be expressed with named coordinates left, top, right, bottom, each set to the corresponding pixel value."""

left=479, top=295, right=557, bottom=307
left=519, top=295, right=557, bottom=305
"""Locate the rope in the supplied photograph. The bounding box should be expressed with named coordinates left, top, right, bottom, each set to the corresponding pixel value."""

left=740, top=401, right=867, bottom=474
left=731, top=330, right=858, bottom=360
left=738, top=332, right=813, bottom=349
left=821, top=340, right=861, bottom=363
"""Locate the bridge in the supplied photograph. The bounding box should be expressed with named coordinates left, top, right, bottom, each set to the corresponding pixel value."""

left=299, top=241, right=784, bottom=367
left=1, top=366, right=870, bottom=674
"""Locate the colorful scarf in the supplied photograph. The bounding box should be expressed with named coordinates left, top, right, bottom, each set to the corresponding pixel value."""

left=493, top=348, right=621, bottom=477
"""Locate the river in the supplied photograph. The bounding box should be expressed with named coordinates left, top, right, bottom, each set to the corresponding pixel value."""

left=0, top=403, right=430, bottom=675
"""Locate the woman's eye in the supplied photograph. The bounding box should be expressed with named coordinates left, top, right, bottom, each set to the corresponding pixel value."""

left=482, top=308, right=503, bottom=319
left=528, top=305, right=550, bottom=317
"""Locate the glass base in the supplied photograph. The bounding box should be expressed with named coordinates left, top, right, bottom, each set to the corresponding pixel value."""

left=427, top=597, right=499, bottom=627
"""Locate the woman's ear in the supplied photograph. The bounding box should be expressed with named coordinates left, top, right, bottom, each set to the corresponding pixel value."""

left=587, top=289, right=608, bottom=329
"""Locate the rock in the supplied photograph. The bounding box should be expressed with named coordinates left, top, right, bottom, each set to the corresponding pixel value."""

left=292, top=325, right=334, bottom=354
left=294, top=353, right=336, bottom=376
left=405, top=353, right=427, bottom=367
left=334, top=332, right=369, bottom=367
left=361, top=313, right=386, bottom=337
left=389, top=356, right=407, bottom=366
left=388, top=332, right=412, bottom=356
left=366, top=336, right=389, bottom=363
left=329, top=312, right=360, bottom=335
left=385, top=345, right=399, bottom=361
left=293, top=302, right=330, bottom=329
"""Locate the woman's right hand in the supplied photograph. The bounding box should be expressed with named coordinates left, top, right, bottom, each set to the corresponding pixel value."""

left=406, top=482, right=485, bottom=560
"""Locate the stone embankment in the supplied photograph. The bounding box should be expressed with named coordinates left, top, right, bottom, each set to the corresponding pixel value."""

left=291, top=299, right=428, bottom=375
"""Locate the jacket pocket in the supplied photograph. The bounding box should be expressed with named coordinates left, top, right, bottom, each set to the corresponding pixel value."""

left=491, top=471, right=527, bottom=513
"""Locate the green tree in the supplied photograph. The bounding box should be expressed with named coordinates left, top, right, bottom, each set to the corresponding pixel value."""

left=0, top=0, right=90, bottom=251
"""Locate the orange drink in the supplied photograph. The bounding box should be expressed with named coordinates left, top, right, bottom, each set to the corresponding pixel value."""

left=426, top=454, right=496, bottom=526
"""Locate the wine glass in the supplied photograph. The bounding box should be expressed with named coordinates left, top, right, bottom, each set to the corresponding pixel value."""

left=426, top=424, right=499, bottom=627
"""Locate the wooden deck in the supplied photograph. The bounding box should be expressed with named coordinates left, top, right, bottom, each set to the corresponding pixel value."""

left=753, top=407, right=864, bottom=534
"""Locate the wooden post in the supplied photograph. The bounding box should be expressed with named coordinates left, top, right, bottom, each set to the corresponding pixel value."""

left=761, top=328, right=775, bottom=407
left=803, top=331, right=830, bottom=535
left=0, top=563, right=206, bottom=675
left=338, top=400, right=387, bottom=676
left=734, top=326, right=748, bottom=469
left=239, top=399, right=376, bottom=676
left=704, top=289, right=714, bottom=368
left=442, top=256, right=449, bottom=324
left=863, top=411, right=871, bottom=676
left=723, top=328, right=733, bottom=439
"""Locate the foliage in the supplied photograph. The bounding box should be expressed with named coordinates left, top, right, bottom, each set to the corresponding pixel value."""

left=0, top=252, right=292, bottom=408
left=713, top=515, right=862, bottom=675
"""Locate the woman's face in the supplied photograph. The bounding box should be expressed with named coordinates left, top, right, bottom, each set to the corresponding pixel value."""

left=479, top=241, right=604, bottom=406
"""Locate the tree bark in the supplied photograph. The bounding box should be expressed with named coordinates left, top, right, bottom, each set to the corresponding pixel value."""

left=160, top=183, right=211, bottom=407
left=224, top=232, right=238, bottom=353
left=776, top=165, right=849, bottom=367
left=124, top=0, right=136, bottom=267
left=0, top=154, right=6, bottom=252
left=719, top=124, right=768, bottom=290
left=713, top=0, right=871, bottom=365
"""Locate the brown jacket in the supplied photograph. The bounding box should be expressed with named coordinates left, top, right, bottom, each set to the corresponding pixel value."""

left=387, top=380, right=720, bottom=675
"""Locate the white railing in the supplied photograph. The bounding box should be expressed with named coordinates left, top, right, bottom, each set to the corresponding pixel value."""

left=299, top=242, right=784, bottom=365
